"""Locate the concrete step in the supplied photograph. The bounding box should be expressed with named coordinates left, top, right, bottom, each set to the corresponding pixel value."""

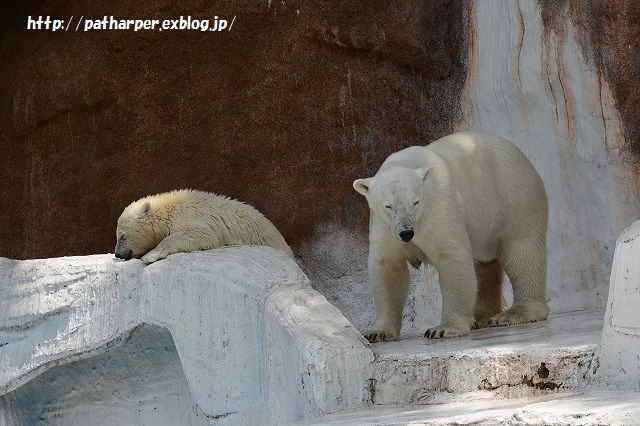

left=295, top=309, right=640, bottom=425
left=369, top=309, right=603, bottom=405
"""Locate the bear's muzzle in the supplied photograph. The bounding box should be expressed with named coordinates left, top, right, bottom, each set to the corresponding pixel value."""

left=115, top=235, right=134, bottom=260
left=114, top=247, right=133, bottom=260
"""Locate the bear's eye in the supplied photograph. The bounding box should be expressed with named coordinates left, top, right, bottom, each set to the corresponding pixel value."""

left=413, top=200, right=420, bottom=206
left=384, top=205, right=392, bottom=209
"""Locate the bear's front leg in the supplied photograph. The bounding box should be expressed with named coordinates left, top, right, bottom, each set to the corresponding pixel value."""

left=424, top=247, right=477, bottom=339
left=363, top=253, right=410, bottom=343
left=141, top=230, right=217, bottom=264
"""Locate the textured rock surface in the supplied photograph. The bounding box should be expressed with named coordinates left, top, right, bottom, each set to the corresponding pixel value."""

left=0, top=1, right=466, bottom=257
left=0, top=247, right=373, bottom=424
left=540, top=0, right=640, bottom=170
left=370, top=310, right=603, bottom=405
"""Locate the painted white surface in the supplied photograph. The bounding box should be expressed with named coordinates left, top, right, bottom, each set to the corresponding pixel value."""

left=457, top=0, right=639, bottom=316
left=0, top=247, right=372, bottom=425
left=589, top=220, right=640, bottom=391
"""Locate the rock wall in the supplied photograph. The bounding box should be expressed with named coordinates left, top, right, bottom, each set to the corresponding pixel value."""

left=540, top=0, right=640, bottom=168
left=0, top=1, right=466, bottom=257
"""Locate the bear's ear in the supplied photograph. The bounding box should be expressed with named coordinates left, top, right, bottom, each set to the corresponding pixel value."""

left=353, top=178, right=371, bottom=196
left=416, top=167, right=430, bottom=182
left=136, top=202, right=151, bottom=220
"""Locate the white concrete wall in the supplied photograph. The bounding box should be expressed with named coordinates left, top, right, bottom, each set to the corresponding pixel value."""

left=0, top=247, right=372, bottom=425
left=589, top=220, right=640, bottom=391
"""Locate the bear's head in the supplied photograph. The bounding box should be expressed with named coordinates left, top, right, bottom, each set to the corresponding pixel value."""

left=353, top=166, right=428, bottom=243
left=115, top=200, right=159, bottom=260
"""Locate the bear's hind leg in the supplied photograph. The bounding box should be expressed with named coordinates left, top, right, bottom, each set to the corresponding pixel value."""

left=473, top=259, right=504, bottom=329
left=363, top=254, right=410, bottom=343
left=489, top=237, right=549, bottom=326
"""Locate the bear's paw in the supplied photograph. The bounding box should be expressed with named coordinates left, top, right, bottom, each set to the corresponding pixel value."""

left=362, top=329, right=398, bottom=343
left=141, top=250, right=165, bottom=264
left=486, top=302, right=549, bottom=327
left=424, top=324, right=470, bottom=339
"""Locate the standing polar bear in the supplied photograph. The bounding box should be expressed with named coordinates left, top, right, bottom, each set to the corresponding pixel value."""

left=115, top=189, right=294, bottom=264
left=353, top=131, right=548, bottom=341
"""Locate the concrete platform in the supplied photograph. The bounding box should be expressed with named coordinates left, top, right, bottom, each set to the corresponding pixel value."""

left=295, top=309, right=639, bottom=425
left=370, top=309, right=603, bottom=404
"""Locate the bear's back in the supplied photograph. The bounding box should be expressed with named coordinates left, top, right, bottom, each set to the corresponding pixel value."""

left=428, top=131, right=547, bottom=237
left=152, top=189, right=295, bottom=259
left=425, top=131, right=542, bottom=191
left=428, top=131, right=527, bottom=164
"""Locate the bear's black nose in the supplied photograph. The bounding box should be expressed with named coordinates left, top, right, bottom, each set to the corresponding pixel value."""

left=399, top=230, right=414, bottom=242
left=115, top=249, right=133, bottom=261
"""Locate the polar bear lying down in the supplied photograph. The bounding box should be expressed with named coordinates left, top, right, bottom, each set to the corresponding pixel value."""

left=115, top=189, right=294, bottom=264
left=354, top=131, right=549, bottom=341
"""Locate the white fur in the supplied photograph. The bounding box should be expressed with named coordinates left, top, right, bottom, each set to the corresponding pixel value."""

left=115, top=189, right=294, bottom=264
left=354, top=131, right=549, bottom=341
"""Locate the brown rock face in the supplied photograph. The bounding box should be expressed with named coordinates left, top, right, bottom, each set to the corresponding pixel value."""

left=0, top=1, right=468, bottom=262
left=539, top=0, right=640, bottom=169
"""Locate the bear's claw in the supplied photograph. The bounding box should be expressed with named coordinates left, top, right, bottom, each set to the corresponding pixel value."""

left=424, top=329, right=446, bottom=339
left=363, top=329, right=397, bottom=343
left=423, top=325, right=470, bottom=339
left=141, top=251, right=164, bottom=264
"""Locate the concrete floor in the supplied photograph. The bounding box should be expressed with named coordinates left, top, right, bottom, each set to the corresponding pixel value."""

left=295, top=391, right=640, bottom=425
left=374, top=309, right=604, bottom=358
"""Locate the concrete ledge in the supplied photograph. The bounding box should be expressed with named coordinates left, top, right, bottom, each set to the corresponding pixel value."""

left=0, top=247, right=372, bottom=425
left=370, top=310, right=602, bottom=404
